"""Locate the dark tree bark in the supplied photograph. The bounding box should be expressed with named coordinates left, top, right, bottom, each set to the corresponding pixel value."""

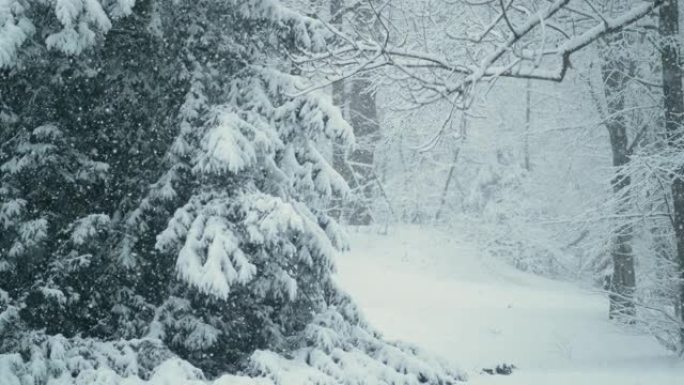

left=329, top=0, right=380, bottom=225
left=330, top=0, right=352, bottom=220
left=345, top=75, right=379, bottom=225
left=598, top=31, right=637, bottom=320
left=659, top=0, right=684, bottom=348
left=523, top=79, right=532, bottom=172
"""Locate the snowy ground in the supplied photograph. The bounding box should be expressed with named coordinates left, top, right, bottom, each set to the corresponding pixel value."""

left=334, top=225, right=684, bottom=385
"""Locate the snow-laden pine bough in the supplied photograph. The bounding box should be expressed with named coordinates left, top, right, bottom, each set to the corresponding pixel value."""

left=0, top=1, right=464, bottom=384
left=0, top=295, right=464, bottom=385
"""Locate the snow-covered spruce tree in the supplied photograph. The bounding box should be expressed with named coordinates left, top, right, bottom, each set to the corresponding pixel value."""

left=0, top=1, right=464, bottom=383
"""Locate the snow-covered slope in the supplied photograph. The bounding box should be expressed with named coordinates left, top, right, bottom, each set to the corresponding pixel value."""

left=334, top=225, right=684, bottom=385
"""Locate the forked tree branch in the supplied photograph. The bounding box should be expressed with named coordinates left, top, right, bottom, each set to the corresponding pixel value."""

left=296, top=0, right=665, bottom=99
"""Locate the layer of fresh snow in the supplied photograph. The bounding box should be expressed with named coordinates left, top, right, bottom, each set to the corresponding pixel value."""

left=334, top=225, right=684, bottom=385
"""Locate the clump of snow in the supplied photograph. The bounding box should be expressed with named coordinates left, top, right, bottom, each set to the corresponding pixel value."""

left=194, top=111, right=258, bottom=175
left=0, top=0, right=33, bottom=68
left=70, top=214, right=111, bottom=245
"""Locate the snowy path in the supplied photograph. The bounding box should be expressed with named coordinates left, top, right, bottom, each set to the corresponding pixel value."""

left=334, top=226, right=684, bottom=385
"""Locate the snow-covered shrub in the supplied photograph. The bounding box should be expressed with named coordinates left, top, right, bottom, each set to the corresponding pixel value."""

left=451, top=148, right=575, bottom=278
left=0, top=0, right=464, bottom=383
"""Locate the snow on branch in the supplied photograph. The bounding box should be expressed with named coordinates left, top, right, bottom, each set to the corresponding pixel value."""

left=294, top=0, right=665, bottom=103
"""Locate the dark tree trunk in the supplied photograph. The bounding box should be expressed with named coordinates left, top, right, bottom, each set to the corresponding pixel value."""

left=599, top=31, right=637, bottom=320
left=659, top=0, right=684, bottom=348
left=345, top=76, right=379, bottom=225
left=329, top=0, right=380, bottom=225
left=330, top=0, right=352, bottom=220
left=523, top=79, right=532, bottom=171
